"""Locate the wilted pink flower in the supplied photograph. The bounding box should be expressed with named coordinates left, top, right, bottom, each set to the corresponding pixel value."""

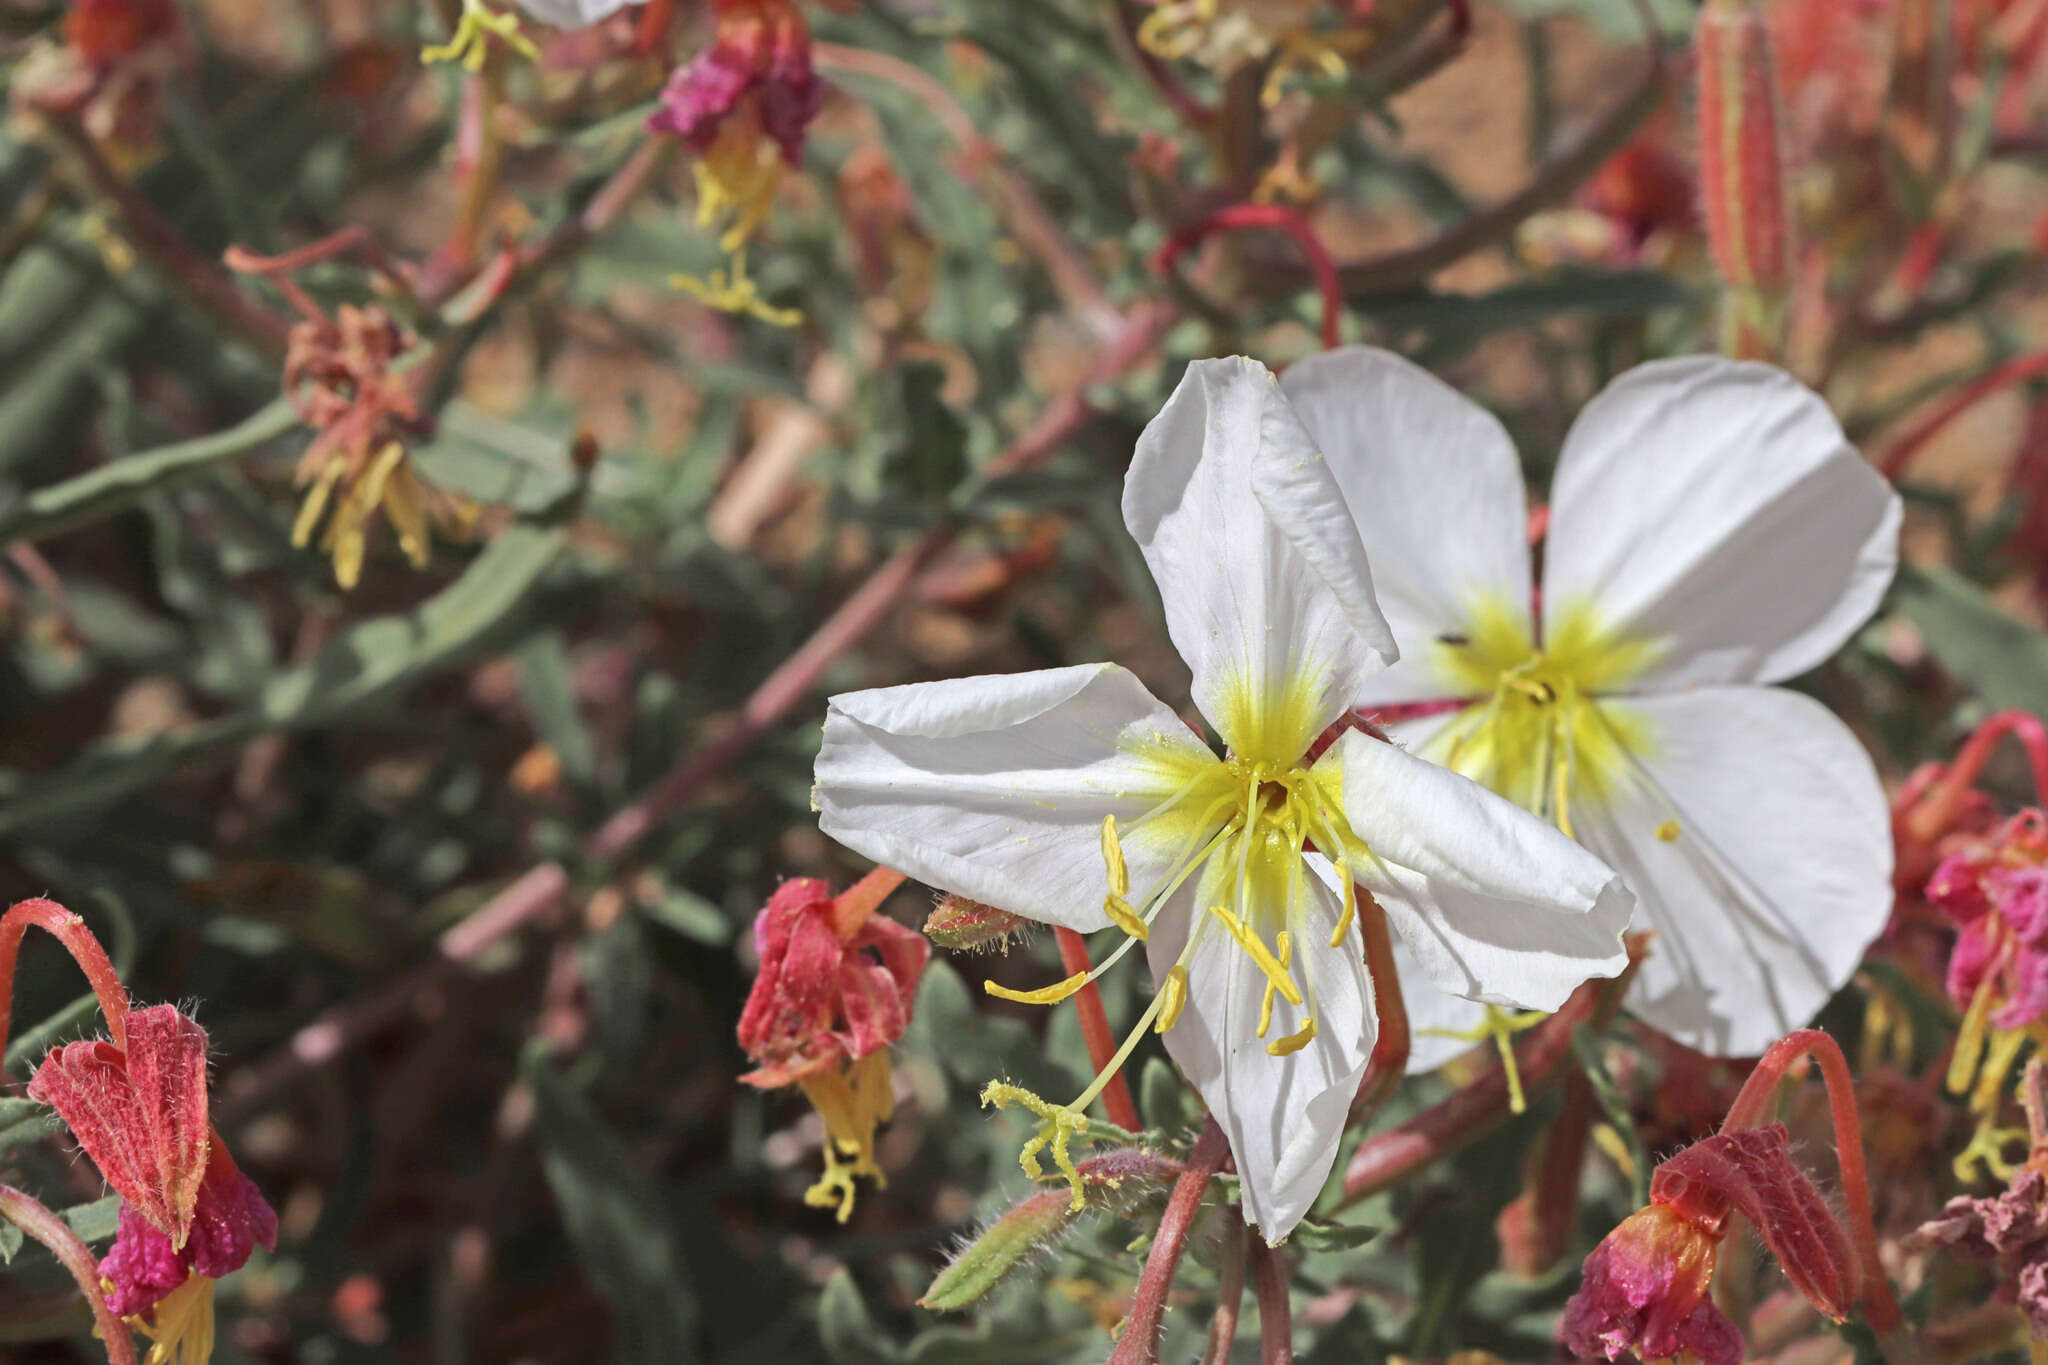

left=737, top=868, right=926, bottom=1221
left=647, top=0, right=822, bottom=163
left=100, top=1146, right=278, bottom=1318
left=1929, top=811, right=2048, bottom=1030
left=1564, top=1126, right=1858, bottom=1365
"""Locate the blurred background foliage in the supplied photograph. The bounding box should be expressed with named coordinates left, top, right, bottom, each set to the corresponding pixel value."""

left=1, top=0, right=2047, bottom=1359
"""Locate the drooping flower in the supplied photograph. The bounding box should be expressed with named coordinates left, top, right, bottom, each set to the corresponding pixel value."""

left=1280, top=347, right=1899, bottom=1062
left=1911, top=1060, right=2048, bottom=1336
left=646, top=0, right=821, bottom=324
left=813, top=356, right=1633, bottom=1243
left=28, top=1003, right=278, bottom=1365
left=283, top=304, right=468, bottom=589
left=737, top=868, right=928, bottom=1221
left=1564, top=1123, right=1859, bottom=1365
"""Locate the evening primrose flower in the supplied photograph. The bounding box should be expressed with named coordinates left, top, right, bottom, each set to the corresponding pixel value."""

left=1277, top=348, right=1899, bottom=1061
left=813, top=357, right=1632, bottom=1243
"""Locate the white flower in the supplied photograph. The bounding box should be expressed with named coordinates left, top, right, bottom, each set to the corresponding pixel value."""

left=1276, top=347, right=1900, bottom=1062
left=513, top=0, right=641, bottom=29
left=813, top=357, right=1632, bottom=1243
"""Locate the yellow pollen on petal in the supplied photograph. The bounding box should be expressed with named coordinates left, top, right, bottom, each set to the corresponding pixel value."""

left=1266, top=1015, right=1316, bottom=1056
left=1156, top=964, right=1189, bottom=1034
left=985, top=970, right=1090, bottom=1005
left=1656, top=820, right=1681, bottom=843
left=1103, top=894, right=1149, bottom=941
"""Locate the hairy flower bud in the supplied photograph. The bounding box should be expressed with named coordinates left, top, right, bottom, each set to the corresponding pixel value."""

left=1695, top=0, right=1794, bottom=358
left=923, top=894, right=1032, bottom=953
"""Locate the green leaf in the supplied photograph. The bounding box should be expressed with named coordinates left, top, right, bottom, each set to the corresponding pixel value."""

left=1894, top=563, right=2048, bottom=716
left=525, top=1045, right=699, bottom=1365
left=62, top=1195, right=121, bottom=1245
left=0, top=475, right=582, bottom=835
left=0, top=1098, right=58, bottom=1156
left=820, top=1268, right=900, bottom=1365
left=1571, top=1025, right=1650, bottom=1208
left=516, top=631, right=598, bottom=785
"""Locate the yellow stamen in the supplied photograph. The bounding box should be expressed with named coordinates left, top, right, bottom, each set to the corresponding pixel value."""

left=1103, top=894, right=1149, bottom=942
left=1950, top=975, right=1999, bottom=1096
left=1258, top=931, right=1293, bottom=1039
left=798, top=1051, right=894, bottom=1222
left=984, top=970, right=1089, bottom=1006
left=1206, top=906, right=1301, bottom=1007
left=1266, top=1015, right=1316, bottom=1056
left=982, top=1080, right=1092, bottom=1211
left=1100, top=814, right=1129, bottom=897
left=1421, top=1004, right=1546, bottom=1114
left=421, top=0, right=538, bottom=70
left=1551, top=736, right=1576, bottom=840
left=129, top=1270, right=216, bottom=1365
left=1329, top=864, right=1356, bottom=949
left=1155, top=965, right=1188, bottom=1034
left=291, top=458, right=344, bottom=548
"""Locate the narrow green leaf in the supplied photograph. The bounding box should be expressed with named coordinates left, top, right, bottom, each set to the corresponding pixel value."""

left=525, top=1045, right=699, bottom=1365
left=0, top=1098, right=58, bottom=1156
left=1894, top=563, right=2048, bottom=717
left=820, top=1268, right=899, bottom=1365
left=62, top=1195, right=121, bottom=1246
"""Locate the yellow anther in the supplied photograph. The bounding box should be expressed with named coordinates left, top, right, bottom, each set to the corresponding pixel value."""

left=1258, top=931, right=1293, bottom=1039
left=1103, top=894, right=1149, bottom=942
left=984, top=970, right=1089, bottom=1006
left=1156, top=965, right=1188, bottom=1034
left=982, top=1081, right=1091, bottom=1211
left=1950, top=976, right=1998, bottom=1096
left=1266, top=1015, right=1317, bottom=1056
left=421, top=0, right=538, bottom=70
left=1330, top=866, right=1357, bottom=949
left=1100, top=814, right=1130, bottom=897
left=1420, top=1004, right=1546, bottom=1114
left=1206, top=906, right=1301, bottom=1007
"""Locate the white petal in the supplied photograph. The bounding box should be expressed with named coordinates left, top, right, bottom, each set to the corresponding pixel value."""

left=1578, top=685, right=1893, bottom=1057
left=1388, top=935, right=1491, bottom=1074
left=1323, top=730, right=1632, bottom=1011
left=515, top=0, right=641, bottom=27
left=815, top=664, right=1221, bottom=932
left=1281, top=347, right=1533, bottom=707
left=1149, top=868, right=1373, bottom=1244
left=1544, top=357, right=1901, bottom=689
left=1123, top=357, right=1398, bottom=756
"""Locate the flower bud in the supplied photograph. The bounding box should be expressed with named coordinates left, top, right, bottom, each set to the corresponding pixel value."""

left=1695, top=0, right=1794, bottom=358
left=923, top=894, right=1031, bottom=953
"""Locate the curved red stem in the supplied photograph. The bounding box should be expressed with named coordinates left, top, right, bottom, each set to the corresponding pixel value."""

left=1153, top=203, right=1344, bottom=349
left=1719, top=1028, right=1902, bottom=1333
left=0, top=1184, right=135, bottom=1365
left=1880, top=349, right=2048, bottom=480
left=1250, top=1238, right=1295, bottom=1365
left=1905, top=709, right=2048, bottom=849
left=1108, top=1120, right=1230, bottom=1365
left=0, top=897, right=130, bottom=1076
left=1054, top=927, right=1142, bottom=1132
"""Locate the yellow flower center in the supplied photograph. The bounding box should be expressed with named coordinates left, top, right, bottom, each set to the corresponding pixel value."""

left=796, top=1050, right=894, bottom=1223
left=1420, top=600, right=1661, bottom=839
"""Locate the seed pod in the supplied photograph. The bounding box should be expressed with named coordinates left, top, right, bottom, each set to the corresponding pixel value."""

left=924, top=894, right=1032, bottom=953
left=1695, top=0, right=1794, bottom=358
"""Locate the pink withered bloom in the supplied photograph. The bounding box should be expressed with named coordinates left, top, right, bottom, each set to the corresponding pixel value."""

left=1911, top=1060, right=2048, bottom=1336
left=28, top=1003, right=277, bottom=1365
left=645, top=0, right=823, bottom=323
left=737, top=867, right=927, bottom=1221
left=1564, top=1126, right=1859, bottom=1365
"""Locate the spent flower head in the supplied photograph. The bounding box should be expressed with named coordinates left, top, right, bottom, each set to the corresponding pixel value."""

left=813, top=356, right=1633, bottom=1243
left=737, top=868, right=928, bottom=1221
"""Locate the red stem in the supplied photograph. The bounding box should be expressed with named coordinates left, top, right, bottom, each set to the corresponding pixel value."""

left=1718, top=1028, right=1902, bottom=1333
left=1879, top=349, right=2048, bottom=480
left=1905, top=709, right=2048, bottom=846
left=1201, top=1215, right=1248, bottom=1365
left=1108, top=1120, right=1230, bottom=1365
left=1337, top=950, right=1639, bottom=1207
left=0, top=1184, right=136, bottom=1365
left=1154, top=203, right=1344, bottom=349
left=0, top=898, right=130, bottom=1075
left=1250, top=1238, right=1294, bottom=1365
left=1054, top=927, right=1142, bottom=1132
left=1349, top=890, right=1410, bottom=1121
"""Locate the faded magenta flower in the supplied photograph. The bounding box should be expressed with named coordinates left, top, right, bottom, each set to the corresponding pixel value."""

left=737, top=868, right=928, bottom=1221
left=1564, top=1125, right=1857, bottom=1365
left=28, top=1003, right=277, bottom=1365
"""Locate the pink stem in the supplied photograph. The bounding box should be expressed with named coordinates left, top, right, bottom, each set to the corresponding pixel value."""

left=1349, top=890, right=1410, bottom=1121
left=1201, top=1215, right=1248, bottom=1365
left=1250, top=1239, right=1294, bottom=1365
left=1153, top=203, right=1344, bottom=349
left=0, top=898, right=130, bottom=1075
left=1108, top=1121, right=1230, bottom=1365
left=1904, top=709, right=2048, bottom=848
left=1718, top=1028, right=1902, bottom=1333
left=1879, top=349, right=2048, bottom=480
left=0, top=1184, right=136, bottom=1365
